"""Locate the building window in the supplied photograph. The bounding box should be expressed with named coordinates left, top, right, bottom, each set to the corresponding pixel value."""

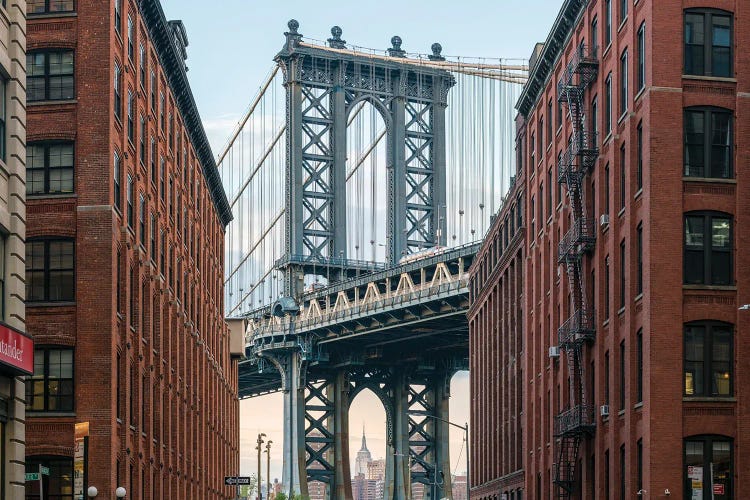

left=604, top=163, right=610, bottom=216
left=127, top=174, right=134, bottom=228
left=619, top=239, right=625, bottom=308
left=684, top=436, right=732, bottom=499
left=127, top=90, right=134, bottom=143
left=139, top=115, right=146, bottom=164
left=684, top=107, right=732, bottom=179
left=159, top=157, right=165, bottom=200
left=636, top=121, right=643, bottom=189
left=113, top=151, right=121, bottom=212
left=530, top=195, right=535, bottom=236
left=619, top=445, right=626, bottom=500
left=159, top=92, right=165, bottom=131
left=0, top=78, right=5, bottom=162
left=26, top=239, right=74, bottom=302
left=605, top=73, right=612, bottom=135
left=530, top=132, right=535, bottom=166
left=28, top=0, right=75, bottom=14
left=26, top=142, right=74, bottom=195
left=619, top=49, right=628, bottom=116
left=127, top=15, right=134, bottom=61
left=636, top=223, right=643, bottom=294
left=25, top=456, right=74, bottom=499
left=684, top=212, right=732, bottom=285
left=619, top=340, right=625, bottom=410
left=114, top=0, right=121, bottom=34
left=139, top=194, right=146, bottom=246
left=150, top=138, right=156, bottom=183
left=619, top=143, right=626, bottom=210
left=684, top=321, right=732, bottom=397
left=637, top=439, right=643, bottom=492
left=684, top=10, right=733, bottom=78
left=636, top=329, right=643, bottom=403
left=150, top=70, right=156, bottom=110
left=604, top=255, right=610, bottom=320
left=604, top=350, right=610, bottom=404
left=591, top=96, right=598, bottom=143
left=139, top=44, right=146, bottom=89
left=150, top=214, right=156, bottom=263
left=114, top=62, right=122, bottom=121
left=592, top=16, right=599, bottom=56
left=547, top=100, right=553, bottom=144
left=637, top=22, right=646, bottom=91
left=605, top=0, right=612, bottom=46
left=604, top=449, right=610, bottom=500
left=25, top=348, right=74, bottom=411
left=27, top=50, right=74, bottom=102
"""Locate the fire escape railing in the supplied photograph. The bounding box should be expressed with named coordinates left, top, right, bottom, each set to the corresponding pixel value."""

left=553, top=44, right=599, bottom=498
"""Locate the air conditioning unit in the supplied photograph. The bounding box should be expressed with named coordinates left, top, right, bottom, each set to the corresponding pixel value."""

left=548, top=346, right=560, bottom=358
left=600, top=214, right=610, bottom=227
left=600, top=404, right=610, bottom=417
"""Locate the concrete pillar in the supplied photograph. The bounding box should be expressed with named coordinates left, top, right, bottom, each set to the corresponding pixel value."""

left=278, top=351, right=308, bottom=498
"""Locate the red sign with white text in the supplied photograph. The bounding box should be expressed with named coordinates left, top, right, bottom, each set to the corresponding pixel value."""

left=0, top=323, right=33, bottom=375
left=713, top=484, right=725, bottom=495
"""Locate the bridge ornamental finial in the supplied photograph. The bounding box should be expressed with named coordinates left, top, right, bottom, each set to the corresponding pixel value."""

left=328, top=26, right=347, bottom=49
left=388, top=35, right=406, bottom=57
left=429, top=42, right=445, bottom=61
left=284, top=19, right=303, bottom=49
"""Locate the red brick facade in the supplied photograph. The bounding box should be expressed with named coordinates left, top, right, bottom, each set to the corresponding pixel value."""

left=25, top=1, right=239, bottom=498
left=468, top=172, right=525, bottom=499
left=471, top=0, right=750, bottom=498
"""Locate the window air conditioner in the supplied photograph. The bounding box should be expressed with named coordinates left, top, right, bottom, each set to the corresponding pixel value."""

left=600, top=404, right=610, bottom=417
left=548, top=346, right=560, bottom=358
left=600, top=214, right=610, bottom=227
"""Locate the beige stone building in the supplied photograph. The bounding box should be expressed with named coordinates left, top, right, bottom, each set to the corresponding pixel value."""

left=0, top=0, right=27, bottom=499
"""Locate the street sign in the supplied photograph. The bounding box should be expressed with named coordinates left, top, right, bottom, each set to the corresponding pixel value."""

left=40, top=466, right=50, bottom=476
left=25, top=473, right=39, bottom=482
left=224, top=476, right=252, bottom=486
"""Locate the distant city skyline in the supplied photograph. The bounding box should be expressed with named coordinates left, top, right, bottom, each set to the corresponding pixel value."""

left=159, top=0, right=564, bottom=484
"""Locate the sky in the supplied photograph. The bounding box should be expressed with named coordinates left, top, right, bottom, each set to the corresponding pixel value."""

left=160, top=0, right=563, bottom=487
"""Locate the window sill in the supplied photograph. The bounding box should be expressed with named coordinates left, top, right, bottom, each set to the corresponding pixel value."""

left=682, top=74, right=736, bottom=84
left=28, top=12, right=78, bottom=19
left=28, top=99, right=78, bottom=107
left=683, top=396, right=736, bottom=403
left=618, top=16, right=628, bottom=33
left=602, top=131, right=613, bottom=146
left=602, top=318, right=610, bottom=328
left=617, top=306, right=625, bottom=316
left=618, top=207, right=625, bottom=218
left=27, top=193, right=77, bottom=200
left=633, top=401, right=643, bottom=410
left=617, top=110, right=629, bottom=125
left=634, top=293, right=643, bottom=304
left=634, top=188, right=643, bottom=201
left=618, top=409, right=625, bottom=417
left=682, top=176, right=736, bottom=184
left=26, top=411, right=76, bottom=418
left=683, top=284, right=736, bottom=291
left=27, top=301, right=76, bottom=308
left=634, top=86, right=646, bottom=103
left=602, top=43, right=612, bottom=60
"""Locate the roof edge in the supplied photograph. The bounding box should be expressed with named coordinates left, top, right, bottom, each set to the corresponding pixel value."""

left=139, top=0, right=233, bottom=227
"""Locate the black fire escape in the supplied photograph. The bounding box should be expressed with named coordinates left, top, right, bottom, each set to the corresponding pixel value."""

left=553, top=44, right=599, bottom=498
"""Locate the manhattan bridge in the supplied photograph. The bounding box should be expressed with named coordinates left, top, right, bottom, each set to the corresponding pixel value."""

left=219, top=21, right=526, bottom=499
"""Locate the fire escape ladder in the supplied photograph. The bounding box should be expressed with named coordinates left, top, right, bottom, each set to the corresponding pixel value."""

left=553, top=43, right=599, bottom=499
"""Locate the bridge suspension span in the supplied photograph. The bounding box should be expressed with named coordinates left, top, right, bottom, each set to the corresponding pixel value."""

left=219, top=21, right=528, bottom=500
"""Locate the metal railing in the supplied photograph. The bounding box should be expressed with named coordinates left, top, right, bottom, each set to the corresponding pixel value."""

left=558, top=131, right=599, bottom=182
left=558, top=218, right=596, bottom=262
left=558, top=308, right=595, bottom=346
left=553, top=404, right=595, bottom=437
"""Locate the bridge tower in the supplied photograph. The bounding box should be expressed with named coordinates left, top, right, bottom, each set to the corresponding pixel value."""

left=263, top=21, right=458, bottom=500
left=553, top=44, right=600, bottom=497
left=276, top=19, right=454, bottom=297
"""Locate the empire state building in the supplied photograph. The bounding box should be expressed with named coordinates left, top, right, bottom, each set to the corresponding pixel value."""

left=354, top=427, right=372, bottom=476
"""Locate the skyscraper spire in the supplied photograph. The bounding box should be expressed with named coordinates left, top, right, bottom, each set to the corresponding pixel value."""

left=360, top=423, right=368, bottom=451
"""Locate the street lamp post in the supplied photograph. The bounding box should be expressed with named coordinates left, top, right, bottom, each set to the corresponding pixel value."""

left=265, top=440, right=273, bottom=500
left=256, top=433, right=267, bottom=500
left=421, top=414, right=469, bottom=500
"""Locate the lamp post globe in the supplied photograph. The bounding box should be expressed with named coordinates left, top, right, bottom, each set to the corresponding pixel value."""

left=115, top=486, right=127, bottom=498
left=86, top=486, right=98, bottom=498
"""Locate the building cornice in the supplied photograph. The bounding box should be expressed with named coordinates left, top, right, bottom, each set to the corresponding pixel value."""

left=515, top=0, right=588, bottom=117
left=138, top=0, right=232, bottom=227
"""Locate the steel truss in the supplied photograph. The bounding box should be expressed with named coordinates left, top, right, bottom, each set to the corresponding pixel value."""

left=553, top=44, right=599, bottom=498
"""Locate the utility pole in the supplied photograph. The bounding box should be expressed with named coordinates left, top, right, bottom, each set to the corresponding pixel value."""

left=256, top=433, right=266, bottom=500
left=265, top=440, right=273, bottom=500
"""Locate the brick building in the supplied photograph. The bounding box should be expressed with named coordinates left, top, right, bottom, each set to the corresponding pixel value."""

left=0, top=1, right=29, bottom=498
left=468, top=173, right=525, bottom=499
left=24, top=1, right=238, bottom=498
left=490, top=0, right=748, bottom=498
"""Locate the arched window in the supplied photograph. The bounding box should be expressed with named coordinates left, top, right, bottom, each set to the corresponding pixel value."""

left=684, top=212, right=732, bottom=285
left=684, top=435, right=732, bottom=499
left=684, top=321, right=732, bottom=397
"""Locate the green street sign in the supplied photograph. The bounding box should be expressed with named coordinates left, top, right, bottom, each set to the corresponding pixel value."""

left=40, top=466, right=50, bottom=476
left=25, top=473, right=39, bottom=482
left=239, top=485, right=251, bottom=496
